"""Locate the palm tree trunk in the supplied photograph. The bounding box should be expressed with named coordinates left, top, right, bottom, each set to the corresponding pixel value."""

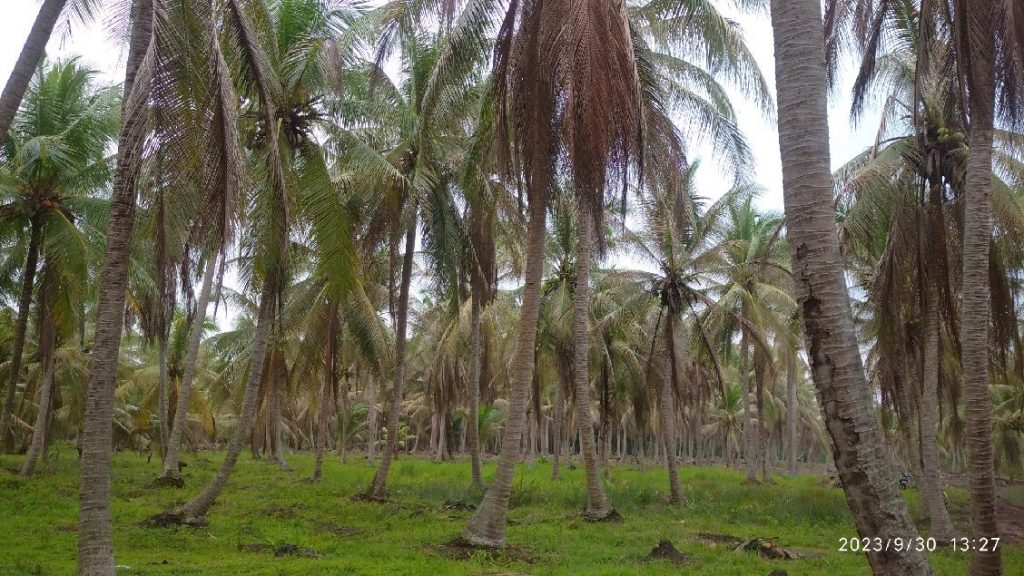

left=740, top=326, right=756, bottom=482
left=755, top=351, right=769, bottom=483
left=468, top=294, right=484, bottom=488
left=366, top=374, right=377, bottom=463
left=20, top=308, right=56, bottom=476
left=919, top=269, right=956, bottom=540
left=661, top=313, right=683, bottom=505
left=0, top=0, right=67, bottom=143
left=786, top=345, right=798, bottom=476
left=313, top=300, right=339, bottom=481
left=157, top=333, right=170, bottom=455
left=78, top=0, right=153, bottom=571
left=163, top=273, right=276, bottom=522
left=368, top=217, right=415, bottom=498
left=161, top=254, right=217, bottom=480
left=552, top=362, right=566, bottom=480
left=0, top=216, right=41, bottom=451
left=462, top=195, right=546, bottom=547
left=570, top=208, right=614, bottom=519
left=960, top=1, right=1002, bottom=572
left=768, top=0, right=930, bottom=572
left=273, top=356, right=290, bottom=471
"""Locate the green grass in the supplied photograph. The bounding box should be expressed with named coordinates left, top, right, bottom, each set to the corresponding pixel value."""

left=2, top=447, right=1021, bottom=575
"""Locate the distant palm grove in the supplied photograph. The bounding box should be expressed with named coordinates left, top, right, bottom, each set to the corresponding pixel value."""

left=0, top=0, right=1022, bottom=574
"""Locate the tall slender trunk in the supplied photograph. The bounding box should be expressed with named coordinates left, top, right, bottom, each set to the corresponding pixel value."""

left=740, top=325, right=756, bottom=482
left=78, top=0, right=153, bottom=571
left=786, top=345, right=798, bottom=476
left=468, top=295, right=484, bottom=488
left=20, top=308, right=56, bottom=476
left=661, top=313, right=683, bottom=504
left=368, top=217, right=415, bottom=498
left=462, top=195, right=546, bottom=547
left=754, top=350, right=769, bottom=483
left=919, top=268, right=956, bottom=540
left=0, top=0, right=67, bottom=143
left=570, top=208, right=614, bottom=519
left=768, top=0, right=930, bottom=572
left=960, top=1, right=1002, bottom=572
left=272, top=349, right=290, bottom=471
left=157, top=334, right=170, bottom=454
left=163, top=273, right=277, bottom=522
left=0, top=216, right=41, bottom=451
left=313, top=300, right=339, bottom=481
left=366, top=374, right=377, bottom=463
left=551, top=362, right=566, bottom=480
left=162, top=255, right=218, bottom=480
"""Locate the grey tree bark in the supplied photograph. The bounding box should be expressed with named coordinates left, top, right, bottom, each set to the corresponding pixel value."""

left=570, top=207, right=614, bottom=519
left=919, top=239, right=956, bottom=540
left=462, top=195, right=546, bottom=547
left=468, top=295, right=484, bottom=489
left=768, top=0, right=931, bottom=572
left=661, top=314, right=683, bottom=504
left=78, top=0, right=154, bottom=571
left=20, top=308, right=56, bottom=476
left=960, top=1, right=1002, bottom=573
left=161, top=254, right=218, bottom=480
left=786, top=345, right=798, bottom=476
left=162, top=273, right=277, bottom=522
left=367, top=218, right=415, bottom=498
left=0, top=216, right=41, bottom=451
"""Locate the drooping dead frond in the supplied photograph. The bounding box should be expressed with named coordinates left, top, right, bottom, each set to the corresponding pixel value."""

left=494, top=0, right=643, bottom=240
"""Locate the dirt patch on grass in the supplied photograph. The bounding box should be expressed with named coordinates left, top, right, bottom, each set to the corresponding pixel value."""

left=314, top=521, right=360, bottom=537
left=238, top=543, right=326, bottom=558
left=442, top=499, right=476, bottom=511
left=647, top=540, right=690, bottom=565
left=54, top=523, right=77, bottom=533
left=434, top=536, right=533, bottom=563
left=258, top=503, right=307, bottom=519
left=694, top=532, right=744, bottom=548
left=736, top=538, right=803, bottom=560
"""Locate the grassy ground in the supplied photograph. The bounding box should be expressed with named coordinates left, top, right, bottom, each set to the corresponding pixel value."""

left=2, top=447, right=1022, bottom=575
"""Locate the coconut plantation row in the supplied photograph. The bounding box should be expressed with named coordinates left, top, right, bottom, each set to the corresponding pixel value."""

left=0, top=0, right=1022, bottom=575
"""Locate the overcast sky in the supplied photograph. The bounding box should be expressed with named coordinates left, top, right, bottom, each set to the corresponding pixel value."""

left=0, top=2, right=879, bottom=215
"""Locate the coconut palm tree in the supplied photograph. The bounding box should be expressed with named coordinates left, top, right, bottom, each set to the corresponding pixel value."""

left=767, top=0, right=929, bottom=572
left=155, top=0, right=363, bottom=522
left=0, top=58, right=117, bottom=454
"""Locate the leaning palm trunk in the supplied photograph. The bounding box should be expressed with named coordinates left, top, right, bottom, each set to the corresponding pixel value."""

left=919, top=235, right=956, bottom=540
left=0, top=217, right=41, bottom=451
left=0, top=0, right=67, bottom=143
left=960, top=1, right=1002, bottom=572
left=768, top=0, right=930, bottom=572
left=159, top=273, right=276, bottom=523
left=468, top=295, right=484, bottom=489
left=161, top=255, right=218, bottom=481
left=661, top=314, right=683, bottom=505
left=367, top=218, right=416, bottom=499
left=462, top=197, right=546, bottom=547
left=20, top=310, right=57, bottom=477
left=571, top=208, right=614, bottom=519
left=78, top=0, right=154, bottom=571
